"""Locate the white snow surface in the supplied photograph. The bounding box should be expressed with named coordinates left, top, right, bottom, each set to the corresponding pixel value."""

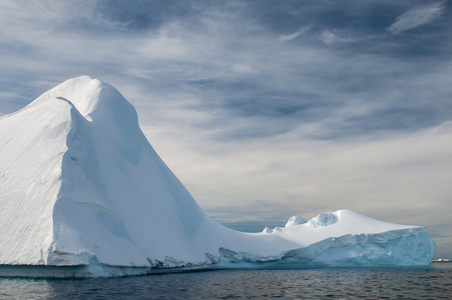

left=0, top=76, right=435, bottom=277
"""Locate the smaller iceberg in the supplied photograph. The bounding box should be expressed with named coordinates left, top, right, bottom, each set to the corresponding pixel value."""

left=251, top=209, right=435, bottom=268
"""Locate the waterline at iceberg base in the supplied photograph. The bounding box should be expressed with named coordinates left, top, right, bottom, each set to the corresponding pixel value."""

left=0, top=76, right=435, bottom=278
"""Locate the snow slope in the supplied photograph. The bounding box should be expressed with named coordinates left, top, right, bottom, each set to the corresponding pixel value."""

left=0, top=76, right=435, bottom=277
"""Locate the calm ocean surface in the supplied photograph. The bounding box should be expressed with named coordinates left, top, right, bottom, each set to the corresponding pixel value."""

left=0, top=263, right=451, bottom=299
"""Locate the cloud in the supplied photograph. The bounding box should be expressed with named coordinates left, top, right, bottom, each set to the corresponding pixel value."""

left=388, top=2, right=445, bottom=34
left=154, top=119, right=452, bottom=225
left=0, top=0, right=129, bottom=36
left=230, top=64, right=257, bottom=74
left=319, top=29, right=355, bottom=45
left=278, top=25, right=311, bottom=43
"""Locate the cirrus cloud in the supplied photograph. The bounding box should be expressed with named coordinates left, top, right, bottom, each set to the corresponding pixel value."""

left=388, top=2, right=445, bottom=34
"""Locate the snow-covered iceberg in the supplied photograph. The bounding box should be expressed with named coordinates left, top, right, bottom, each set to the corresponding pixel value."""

left=0, top=76, right=435, bottom=277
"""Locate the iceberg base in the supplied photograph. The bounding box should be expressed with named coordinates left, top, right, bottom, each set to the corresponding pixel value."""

left=0, top=228, right=434, bottom=278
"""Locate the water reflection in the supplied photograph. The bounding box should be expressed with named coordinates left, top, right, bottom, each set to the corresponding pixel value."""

left=1, top=266, right=451, bottom=299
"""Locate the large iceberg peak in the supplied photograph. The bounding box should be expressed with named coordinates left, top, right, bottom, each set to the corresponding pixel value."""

left=32, top=75, right=138, bottom=125
left=34, top=76, right=144, bottom=156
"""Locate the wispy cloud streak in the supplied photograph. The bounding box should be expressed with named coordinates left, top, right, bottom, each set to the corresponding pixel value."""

left=279, top=25, right=311, bottom=43
left=388, top=2, right=445, bottom=34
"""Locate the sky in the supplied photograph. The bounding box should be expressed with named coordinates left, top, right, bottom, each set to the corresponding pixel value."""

left=0, top=0, right=451, bottom=258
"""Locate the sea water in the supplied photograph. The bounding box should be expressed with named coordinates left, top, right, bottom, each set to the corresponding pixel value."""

left=0, top=263, right=451, bottom=299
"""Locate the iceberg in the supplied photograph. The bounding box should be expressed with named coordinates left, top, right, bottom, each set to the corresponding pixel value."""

left=0, top=76, right=435, bottom=277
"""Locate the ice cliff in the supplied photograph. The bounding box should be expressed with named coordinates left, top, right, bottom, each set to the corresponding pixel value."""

left=0, top=76, right=435, bottom=277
